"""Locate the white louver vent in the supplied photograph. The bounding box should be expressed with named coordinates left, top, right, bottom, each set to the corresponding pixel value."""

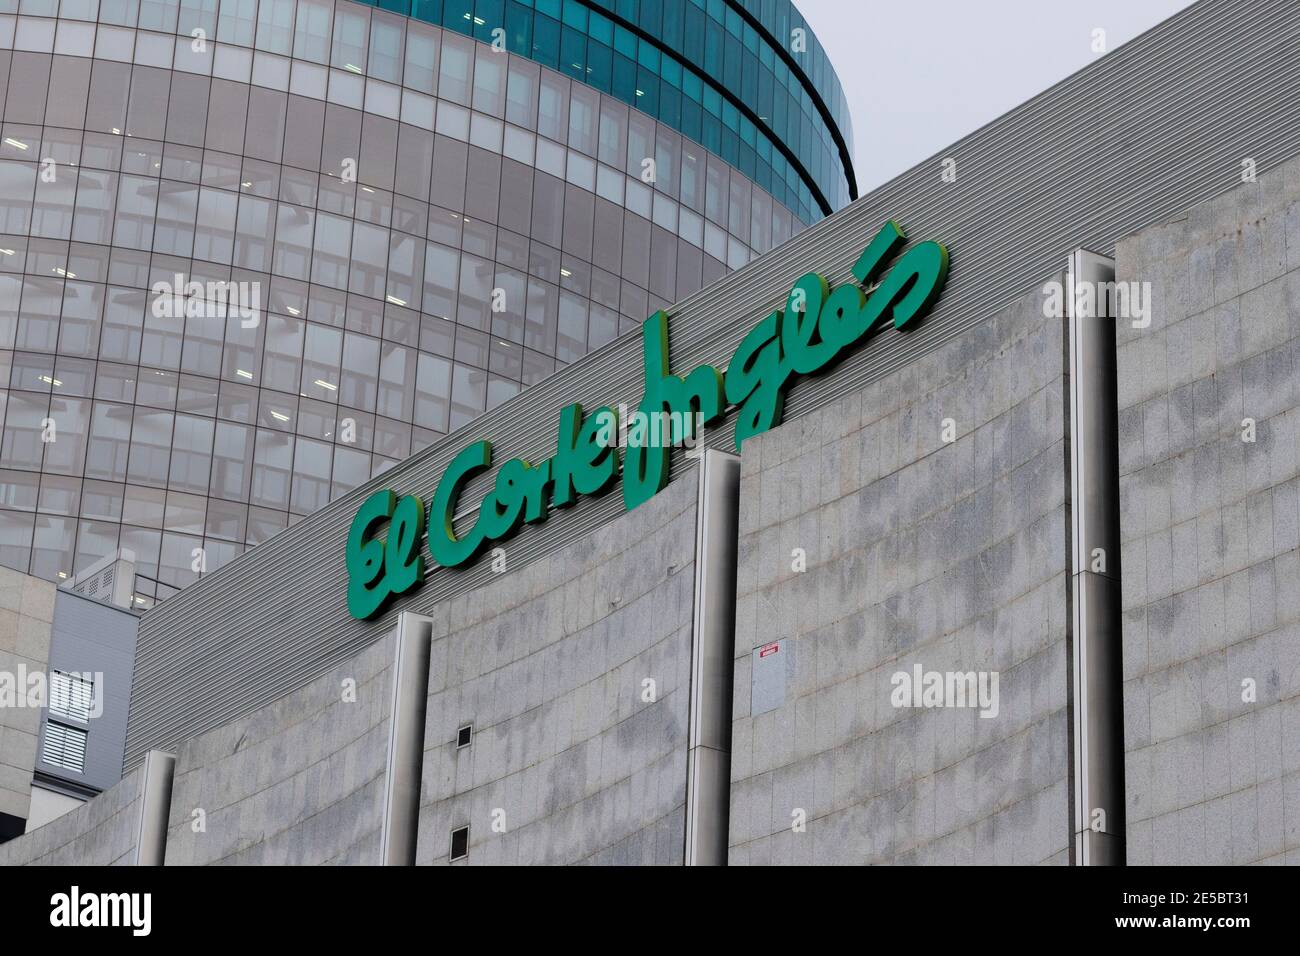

left=41, top=722, right=88, bottom=773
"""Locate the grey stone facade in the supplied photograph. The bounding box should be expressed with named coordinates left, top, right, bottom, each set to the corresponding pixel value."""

left=0, top=763, right=142, bottom=865
left=1117, top=154, right=1300, bottom=865
left=0, top=567, right=56, bottom=829
left=162, top=633, right=395, bottom=865
left=728, top=284, right=1072, bottom=864
left=3, top=467, right=710, bottom=866
left=416, top=470, right=699, bottom=865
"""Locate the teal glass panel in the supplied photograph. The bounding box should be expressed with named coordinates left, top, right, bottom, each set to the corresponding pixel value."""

left=636, top=42, right=659, bottom=72
left=532, top=13, right=560, bottom=68
left=635, top=67, right=659, bottom=116
left=560, top=25, right=586, bottom=80
left=680, top=98, right=701, bottom=142
left=660, top=84, right=681, bottom=129
left=704, top=18, right=722, bottom=72
left=612, top=24, right=636, bottom=57
left=661, top=58, right=681, bottom=89
left=738, top=145, right=754, bottom=181
left=474, top=0, right=503, bottom=42
left=639, top=0, right=661, bottom=34
left=702, top=85, right=720, bottom=118
left=723, top=34, right=740, bottom=92
left=661, top=0, right=681, bottom=48
left=504, top=1, right=532, bottom=53
left=561, top=0, right=585, bottom=29
left=720, top=128, right=737, bottom=166
left=443, top=0, right=472, bottom=33
left=682, top=70, right=701, bottom=102
left=682, top=4, right=703, bottom=63
left=586, top=38, right=613, bottom=92
left=612, top=52, right=637, bottom=103
left=588, top=9, right=613, bottom=45
left=702, top=114, right=720, bottom=155
left=411, top=0, right=442, bottom=25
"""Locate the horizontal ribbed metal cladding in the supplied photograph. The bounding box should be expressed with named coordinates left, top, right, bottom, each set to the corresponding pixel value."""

left=124, top=0, right=1300, bottom=768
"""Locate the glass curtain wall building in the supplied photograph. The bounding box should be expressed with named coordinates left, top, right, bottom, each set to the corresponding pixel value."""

left=0, top=0, right=855, bottom=594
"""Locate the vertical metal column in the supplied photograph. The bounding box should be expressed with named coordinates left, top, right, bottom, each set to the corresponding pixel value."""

left=684, top=449, right=741, bottom=865
left=134, top=749, right=174, bottom=865
left=1067, top=249, right=1126, bottom=865
left=380, top=612, right=433, bottom=865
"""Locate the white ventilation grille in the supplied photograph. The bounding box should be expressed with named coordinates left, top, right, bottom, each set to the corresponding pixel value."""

left=49, top=671, right=95, bottom=723
left=41, top=722, right=88, bottom=773
left=70, top=565, right=116, bottom=603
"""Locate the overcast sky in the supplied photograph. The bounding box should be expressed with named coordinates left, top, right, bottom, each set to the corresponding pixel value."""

left=796, top=0, right=1195, bottom=193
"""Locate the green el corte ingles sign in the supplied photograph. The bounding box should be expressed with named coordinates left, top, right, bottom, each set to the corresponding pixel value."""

left=345, top=220, right=949, bottom=620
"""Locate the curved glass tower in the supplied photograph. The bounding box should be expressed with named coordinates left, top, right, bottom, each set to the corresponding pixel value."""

left=405, top=0, right=857, bottom=223
left=0, top=0, right=856, bottom=594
